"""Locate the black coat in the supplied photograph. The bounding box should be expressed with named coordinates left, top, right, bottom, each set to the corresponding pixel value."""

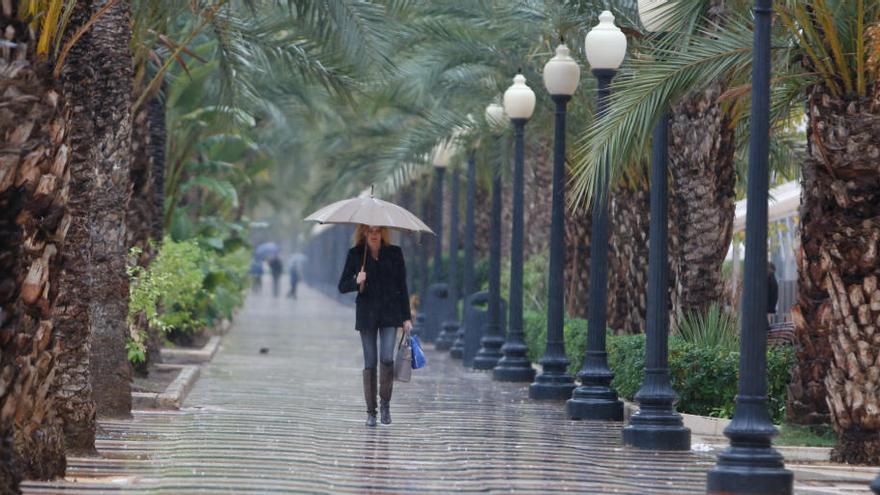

left=338, top=244, right=411, bottom=331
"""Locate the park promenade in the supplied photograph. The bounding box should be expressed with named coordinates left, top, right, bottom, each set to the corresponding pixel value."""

left=20, top=286, right=873, bottom=494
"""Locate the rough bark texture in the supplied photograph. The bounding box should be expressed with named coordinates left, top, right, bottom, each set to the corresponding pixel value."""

left=126, top=95, right=166, bottom=372
left=473, top=181, right=491, bottom=260
left=52, top=0, right=98, bottom=454
left=787, top=136, right=833, bottom=427
left=607, top=176, right=650, bottom=334
left=668, top=82, right=736, bottom=321
left=564, top=182, right=592, bottom=320
left=0, top=10, right=69, bottom=487
left=791, top=84, right=880, bottom=464
left=87, top=0, right=134, bottom=419
left=499, top=138, right=552, bottom=261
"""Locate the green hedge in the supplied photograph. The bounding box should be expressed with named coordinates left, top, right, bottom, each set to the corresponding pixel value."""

left=522, top=310, right=795, bottom=424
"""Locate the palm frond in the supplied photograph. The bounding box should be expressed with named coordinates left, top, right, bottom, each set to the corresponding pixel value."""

left=569, top=16, right=756, bottom=210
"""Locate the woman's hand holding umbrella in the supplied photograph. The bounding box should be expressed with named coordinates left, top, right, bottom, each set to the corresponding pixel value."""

left=356, top=270, right=367, bottom=292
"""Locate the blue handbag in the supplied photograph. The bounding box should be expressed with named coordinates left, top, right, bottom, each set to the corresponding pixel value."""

left=411, top=335, right=427, bottom=369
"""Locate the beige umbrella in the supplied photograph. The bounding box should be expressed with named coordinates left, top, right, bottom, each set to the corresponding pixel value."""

left=304, top=191, right=433, bottom=292
left=304, top=194, right=434, bottom=235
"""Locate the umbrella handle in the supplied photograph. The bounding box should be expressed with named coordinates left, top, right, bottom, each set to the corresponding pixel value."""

left=358, top=246, right=367, bottom=293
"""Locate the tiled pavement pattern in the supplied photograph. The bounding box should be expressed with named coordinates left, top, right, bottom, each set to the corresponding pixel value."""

left=23, top=286, right=876, bottom=494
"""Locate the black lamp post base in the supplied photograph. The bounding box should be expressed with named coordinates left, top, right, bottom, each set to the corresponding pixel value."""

left=473, top=354, right=502, bottom=370
left=473, top=336, right=504, bottom=370
left=529, top=356, right=575, bottom=399
left=707, top=449, right=793, bottom=495
left=493, top=359, right=535, bottom=382
left=566, top=385, right=624, bottom=421
left=435, top=321, right=459, bottom=351
left=449, top=344, right=464, bottom=359
left=449, top=323, right=466, bottom=358
left=623, top=421, right=691, bottom=451
left=529, top=378, right=576, bottom=401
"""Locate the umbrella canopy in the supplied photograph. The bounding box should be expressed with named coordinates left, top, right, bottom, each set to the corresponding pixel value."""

left=304, top=196, right=434, bottom=235
left=254, top=241, right=279, bottom=260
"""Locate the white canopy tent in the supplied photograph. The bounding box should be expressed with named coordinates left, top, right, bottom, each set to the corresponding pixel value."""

left=732, top=180, right=801, bottom=233
left=728, top=180, right=802, bottom=319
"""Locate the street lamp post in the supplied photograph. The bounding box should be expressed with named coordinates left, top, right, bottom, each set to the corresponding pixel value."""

left=426, top=144, right=451, bottom=344
left=566, top=10, right=627, bottom=421
left=623, top=0, right=690, bottom=450
left=530, top=43, right=580, bottom=400
left=474, top=103, right=507, bottom=370
left=411, top=187, right=431, bottom=340
left=707, top=0, right=793, bottom=493
left=437, top=162, right=461, bottom=351
left=494, top=73, right=537, bottom=382
left=451, top=150, right=477, bottom=359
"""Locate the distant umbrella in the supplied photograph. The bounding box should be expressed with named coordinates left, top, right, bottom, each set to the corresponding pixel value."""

left=254, top=242, right=279, bottom=260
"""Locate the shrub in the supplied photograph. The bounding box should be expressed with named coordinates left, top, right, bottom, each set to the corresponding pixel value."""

left=127, top=236, right=251, bottom=362
left=522, top=309, right=588, bottom=376
left=127, top=238, right=206, bottom=362
left=523, top=310, right=546, bottom=364
left=674, top=302, right=739, bottom=353
left=197, top=241, right=250, bottom=323
left=605, top=333, right=794, bottom=424
left=522, top=313, right=796, bottom=424
left=500, top=251, right=549, bottom=315
left=607, top=334, right=646, bottom=400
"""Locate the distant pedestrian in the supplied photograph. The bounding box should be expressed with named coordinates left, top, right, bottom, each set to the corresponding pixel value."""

left=249, top=259, right=263, bottom=293
left=287, top=265, right=300, bottom=299
left=269, top=256, right=283, bottom=297
left=767, top=262, right=779, bottom=323
left=338, top=224, right=412, bottom=427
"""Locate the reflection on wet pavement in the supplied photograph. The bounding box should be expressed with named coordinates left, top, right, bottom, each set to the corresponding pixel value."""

left=21, top=286, right=864, bottom=494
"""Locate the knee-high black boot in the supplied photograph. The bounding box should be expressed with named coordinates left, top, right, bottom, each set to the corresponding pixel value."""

left=363, top=368, right=377, bottom=427
left=379, top=362, right=394, bottom=425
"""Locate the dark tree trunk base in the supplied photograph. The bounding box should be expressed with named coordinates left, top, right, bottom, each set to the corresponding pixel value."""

left=831, top=428, right=880, bottom=466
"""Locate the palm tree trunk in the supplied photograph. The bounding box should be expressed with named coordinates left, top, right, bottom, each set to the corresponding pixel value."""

left=126, top=94, right=166, bottom=373
left=147, top=95, right=166, bottom=244
left=0, top=7, right=70, bottom=486
left=794, top=84, right=880, bottom=463
left=511, top=138, right=551, bottom=261
left=668, top=81, right=736, bottom=320
left=87, top=0, right=134, bottom=419
left=607, top=175, right=650, bottom=334
left=564, top=193, right=591, bottom=320
left=52, top=0, right=99, bottom=455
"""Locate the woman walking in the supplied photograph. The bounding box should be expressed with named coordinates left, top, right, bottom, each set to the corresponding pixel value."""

left=338, top=225, right=412, bottom=427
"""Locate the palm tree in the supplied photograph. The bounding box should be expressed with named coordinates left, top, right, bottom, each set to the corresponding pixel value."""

left=84, top=0, right=136, bottom=421
left=571, top=0, right=880, bottom=463
left=1, top=0, right=79, bottom=487
left=786, top=2, right=880, bottom=464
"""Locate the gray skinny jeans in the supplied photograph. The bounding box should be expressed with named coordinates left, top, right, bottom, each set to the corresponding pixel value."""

left=360, top=327, right=397, bottom=370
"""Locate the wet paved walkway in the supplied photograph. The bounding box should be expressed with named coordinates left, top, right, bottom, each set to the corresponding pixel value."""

left=22, top=286, right=876, bottom=494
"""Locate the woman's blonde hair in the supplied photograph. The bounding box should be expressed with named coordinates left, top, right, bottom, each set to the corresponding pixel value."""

left=352, top=224, right=391, bottom=246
